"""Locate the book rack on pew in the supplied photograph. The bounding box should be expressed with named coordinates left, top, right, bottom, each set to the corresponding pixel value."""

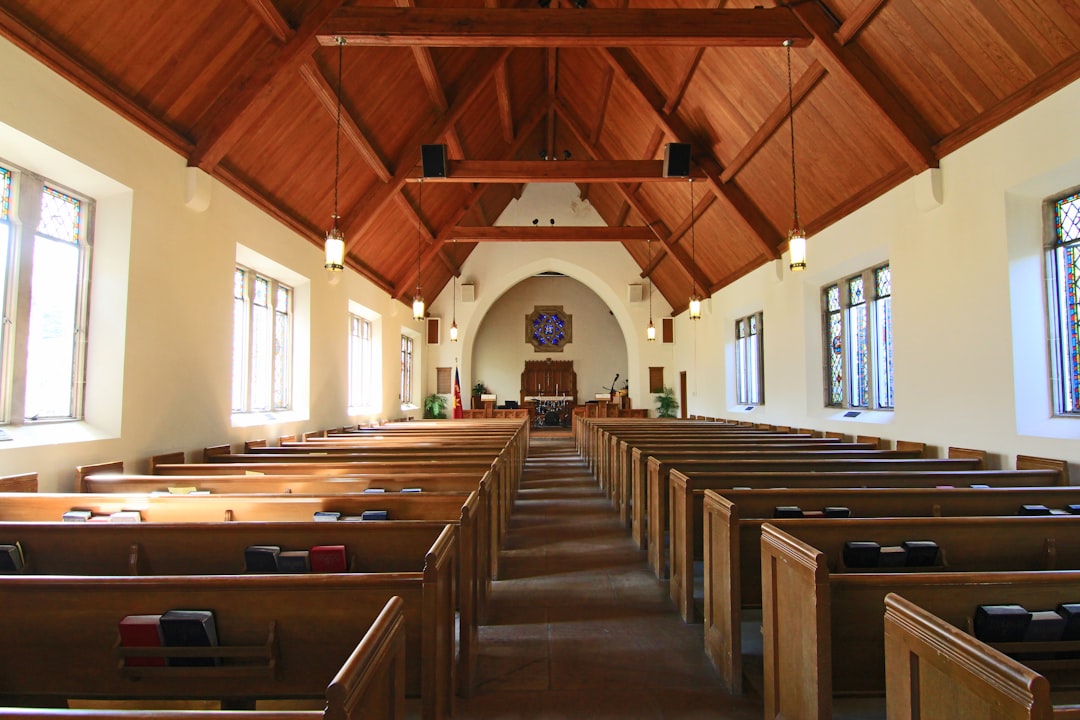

left=115, top=621, right=278, bottom=679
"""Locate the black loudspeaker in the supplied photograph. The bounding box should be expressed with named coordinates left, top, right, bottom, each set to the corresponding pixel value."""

left=421, top=144, right=447, bottom=178
left=663, top=142, right=691, bottom=178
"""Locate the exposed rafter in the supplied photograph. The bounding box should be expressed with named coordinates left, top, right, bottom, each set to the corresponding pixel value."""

left=243, top=0, right=292, bottom=42
left=448, top=227, right=655, bottom=242
left=319, top=8, right=813, bottom=48
left=405, top=159, right=708, bottom=183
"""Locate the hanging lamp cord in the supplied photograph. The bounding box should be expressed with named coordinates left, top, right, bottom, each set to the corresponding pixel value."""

left=333, top=38, right=344, bottom=226
left=690, top=178, right=696, bottom=297
left=416, top=179, right=423, bottom=296
left=786, top=41, right=800, bottom=230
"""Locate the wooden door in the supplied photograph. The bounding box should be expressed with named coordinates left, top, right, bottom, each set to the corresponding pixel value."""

left=679, top=371, right=687, bottom=419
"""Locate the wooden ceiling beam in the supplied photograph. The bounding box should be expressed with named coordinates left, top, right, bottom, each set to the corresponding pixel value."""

left=299, top=59, right=391, bottom=183
left=721, top=60, right=826, bottom=183
left=341, top=47, right=512, bottom=253
left=555, top=99, right=712, bottom=296
left=319, top=8, right=813, bottom=47
left=404, top=159, right=707, bottom=183
left=448, top=227, right=655, bottom=242
left=485, top=0, right=514, bottom=143
left=243, top=0, right=293, bottom=42
left=391, top=100, right=548, bottom=301
left=835, top=0, right=890, bottom=46
left=791, top=2, right=937, bottom=172
left=0, top=6, right=193, bottom=156
left=602, top=47, right=782, bottom=262
left=188, top=0, right=344, bottom=171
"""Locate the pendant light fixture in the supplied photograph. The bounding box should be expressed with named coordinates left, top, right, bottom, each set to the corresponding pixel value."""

left=784, top=39, right=807, bottom=272
left=449, top=236, right=459, bottom=342
left=646, top=231, right=656, bottom=341
left=412, top=178, right=426, bottom=321
left=324, top=37, right=346, bottom=285
left=687, top=178, right=702, bottom=320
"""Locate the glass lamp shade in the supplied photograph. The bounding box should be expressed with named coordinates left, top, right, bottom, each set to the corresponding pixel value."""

left=450, top=321, right=459, bottom=342
left=324, top=229, right=345, bottom=272
left=788, top=228, right=807, bottom=272
left=688, top=295, right=702, bottom=320
left=646, top=321, right=656, bottom=342
left=412, top=295, right=425, bottom=321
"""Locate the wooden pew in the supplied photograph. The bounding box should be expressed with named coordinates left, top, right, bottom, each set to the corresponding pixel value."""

left=700, top=480, right=1076, bottom=692
left=0, top=473, right=36, bottom=492
left=759, top=517, right=1080, bottom=720
left=0, top=545, right=453, bottom=719
left=645, top=454, right=976, bottom=578
left=0, top=595, right=407, bottom=720
left=672, top=465, right=1067, bottom=619
left=884, top=593, right=1080, bottom=720
left=0, top=490, right=483, bottom=697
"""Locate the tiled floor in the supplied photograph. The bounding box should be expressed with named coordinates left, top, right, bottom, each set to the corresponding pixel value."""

left=454, top=432, right=765, bottom=720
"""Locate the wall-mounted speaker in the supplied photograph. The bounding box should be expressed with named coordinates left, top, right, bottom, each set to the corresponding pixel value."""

left=663, top=143, right=691, bottom=178
left=627, top=283, right=643, bottom=303
left=460, top=283, right=476, bottom=303
left=421, top=144, right=447, bottom=178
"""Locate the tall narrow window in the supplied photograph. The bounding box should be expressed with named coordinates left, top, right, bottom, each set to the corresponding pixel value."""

left=0, top=162, right=93, bottom=423
left=1048, top=189, right=1080, bottom=415
left=823, top=263, right=893, bottom=410
left=348, top=314, right=373, bottom=410
left=232, top=265, right=292, bottom=414
left=400, top=334, right=414, bottom=406
left=734, top=312, right=763, bottom=405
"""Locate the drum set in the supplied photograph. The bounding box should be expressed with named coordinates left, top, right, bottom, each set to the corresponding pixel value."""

left=532, top=397, right=570, bottom=428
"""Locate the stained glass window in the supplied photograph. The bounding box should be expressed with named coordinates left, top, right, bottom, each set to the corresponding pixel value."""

left=400, top=334, right=415, bottom=405
left=232, top=267, right=292, bottom=414
left=735, top=312, right=763, bottom=405
left=1048, top=190, right=1080, bottom=414
left=0, top=167, right=10, bottom=221
left=526, top=306, right=573, bottom=352
left=349, top=315, right=375, bottom=410
left=823, top=265, right=893, bottom=410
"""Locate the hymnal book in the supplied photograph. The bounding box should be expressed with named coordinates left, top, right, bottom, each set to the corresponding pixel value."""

left=118, top=614, right=165, bottom=667
left=87, top=516, right=112, bottom=523
left=244, top=545, right=280, bottom=572
left=360, top=510, right=388, bottom=521
left=63, top=509, right=93, bottom=522
left=842, top=541, right=880, bottom=568
left=277, top=550, right=310, bottom=573
left=1059, top=603, right=1080, bottom=640
left=974, top=604, right=1031, bottom=643
left=1020, top=504, right=1052, bottom=516
left=773, top=506, right=803, bottom=518
left=110, top=510, right=143, bottom=522
left=823, top=507, right=851, bottom=518
left=1024, top=610, right=1067, bottom=642
left=0, top=542, right=24, bottom=572
left=159, top=610, right=219, bottom=667
left=401, top=488, right=422, bottom=493
left=310, top=545, right=347, bottom=573
left=877, top=545, right=907, bottom=568
left=362, top=488, right=385, bottom=494
left=313, top=511, right=341, bottom=522
left=901, top=540, right=939, bottom=567
left=167, top=487, right=198, bottom=495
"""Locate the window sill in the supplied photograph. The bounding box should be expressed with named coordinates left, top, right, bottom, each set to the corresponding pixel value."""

left=0, top=419, right=115, bottom=449
left=824, top=408, right=894, bottom=425
left=400, top=404, right=419, bottom=412
left=727, top=404, right=762, bottom=413
left=231, top=409, right=309, bottom=429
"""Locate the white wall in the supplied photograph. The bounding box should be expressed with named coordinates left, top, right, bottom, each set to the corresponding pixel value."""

left=672, top=77, right=1080, bottom=474
left=0, top=37, right=414, bottom=489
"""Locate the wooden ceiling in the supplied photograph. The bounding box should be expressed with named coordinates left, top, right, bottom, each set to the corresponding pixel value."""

left=3, top=0, right=1079, bottom=313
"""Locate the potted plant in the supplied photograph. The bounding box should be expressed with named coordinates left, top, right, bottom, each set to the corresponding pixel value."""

left=423, top=393, right=447, bottom=419
left=654, top=386, right=679, bottom=418
left=471, top=382, right=488, bottom=409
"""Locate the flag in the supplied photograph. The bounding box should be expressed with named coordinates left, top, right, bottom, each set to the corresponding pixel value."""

left=452, top=367, right=464, bottom=419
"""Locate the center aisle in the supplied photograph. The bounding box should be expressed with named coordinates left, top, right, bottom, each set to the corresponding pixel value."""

left=455, top=431, right=763, bottom=719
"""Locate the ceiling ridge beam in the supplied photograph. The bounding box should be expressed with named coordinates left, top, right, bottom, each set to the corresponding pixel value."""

left=602, top=46, right=781, bottom=262
left=485, top=0, right=514, bottom=142
left=341, top=47, right=512, bottom=253
left=0, top=7, right=193, bottom=156
left=299, top=59, right=391, bottom=183
left=447, top=227, right=656, bottom=241
left=188, top=0, right=345, bottom=171
left=721, top=60, right=826, bottom=183
left=390, top=92, right=546, bottom=301
left=792, top=2, right=937, bottom=172
left=319, top=8, right=813, bottom=47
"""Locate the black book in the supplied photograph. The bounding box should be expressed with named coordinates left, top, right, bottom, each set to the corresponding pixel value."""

left=0, top=542, right=23, bottom=573
left=159, top=610, right=219, bottom=667
left=902, top=540, right=940, bottom=567
left=244, top=545, right=280, bottom=572
left=842, top=541, right=880, bottom=568
left=773, top=506, right=803, bottom=518
left=974, top=604, right=1031, bottom=643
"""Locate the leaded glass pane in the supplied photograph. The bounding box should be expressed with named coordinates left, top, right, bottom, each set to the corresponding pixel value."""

left=875, top=265, right=891, bottom=298
left=250, top=297, right=271, bottom=412
left=275, top=284, right=289, bottom=313
left=1056, top=191, right=1080, bottom=245
left=826, top=285, right=840, bottom=312
left=24, top=235, right=79, bottom=418
left=828, top=310, right=843, bottom=405
left=736, top=319, right=746, bottom=339
left=735, top=334, right=748, bottom=404
left=273, top=302, right=290, bottom=410
left=234, top=268, right=245, bottom=300
left=748, top=330, right=761, bottom=404
left=1064, top=242, right=1080, bottom=412
left=0, top=167, right=10, bottom=221
left=749, top=315, right=757, bottom=335
left=232, top=289, right=246, bottom=412
left=848, top=276, right=865, bottom=306
left=874, top=295, right=895, bottom=409
left=253, top=275, right=269, bottom=307
left=37, top=185, right=80, bottom=244
left=847, top=304, right=869, bottom=407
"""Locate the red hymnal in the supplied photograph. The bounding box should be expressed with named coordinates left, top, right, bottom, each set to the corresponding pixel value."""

left=118, top=614, right=165, bottom=667
left=309, top=545, right=347, bottom=573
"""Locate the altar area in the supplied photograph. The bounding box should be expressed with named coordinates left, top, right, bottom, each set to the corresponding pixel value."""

left=521, top=360, right=576, bottom=427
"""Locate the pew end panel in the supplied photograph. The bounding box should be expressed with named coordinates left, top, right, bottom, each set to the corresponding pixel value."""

left=324, top=595, right=407, bottom=720
left=702, top=492, right=742, bottom=694
left=147, top=453, right=185, bottom=475
left=760, top=523, right=833, bottom=720
left=1017, top=455, right=1071, bottom=485
left=884, top=592, right=1054, bottom=720
left=0, top=473, right=37, bottom=492
left=76, top=462, right=124, bottom=493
